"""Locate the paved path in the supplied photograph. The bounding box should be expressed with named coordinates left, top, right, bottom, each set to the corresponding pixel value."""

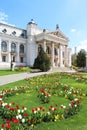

left=0, top=72, right=48, bottom=86
left=0, top=69, right=76, bottom=86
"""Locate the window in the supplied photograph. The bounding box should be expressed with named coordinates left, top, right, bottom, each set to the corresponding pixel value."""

left=12, top=31, right=16, bottom=35
left=2, top=56, right=6, bottom=62
left=11, top=43, right=16, bottom=52
left=54, top=48, right=58, bottom=55
left=20, top=44, right=24, bottom=53
left=2, top=29, right=7, bottom=33
left=20, top=30, right=26, bottom=38
left=46, top=46, right=51, bottom=54
left=1, top=41, right=7, bottom=51
left=20, top=57, right=23, bottom=63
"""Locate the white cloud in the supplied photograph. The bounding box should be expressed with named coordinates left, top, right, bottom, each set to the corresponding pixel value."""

left=70, top=28, right=77, bottom=33
left=0, top=11, right=15, bottom=26
left=0, top=11, right=8, bottom=24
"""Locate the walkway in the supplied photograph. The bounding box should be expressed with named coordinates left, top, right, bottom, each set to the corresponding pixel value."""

left=0, top=68, right=76, bottom=86
left=0, top=72, right=48, bottom=86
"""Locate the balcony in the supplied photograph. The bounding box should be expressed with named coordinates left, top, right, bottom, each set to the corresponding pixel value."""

left=1, top=51, right=8, bottom=55
left=19, top=52, right=24, bottom=56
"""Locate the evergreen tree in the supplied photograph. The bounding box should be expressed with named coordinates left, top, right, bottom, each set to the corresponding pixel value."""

left=33, top=46, right=51, bottom=71
left=77, top=49, right=86, bottom=67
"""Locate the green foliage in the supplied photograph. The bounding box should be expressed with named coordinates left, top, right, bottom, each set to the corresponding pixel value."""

left=38, top=89, right=51, bottom=103
left=77, top=49, right=86, bottom=67
left=33, top=46, right=51, bottom=72
left=71, top=65, right=78, bottom=70
left=71, top=54, right=77, bottom=66
left=15, top=66, right=32, bottom=72
left=0, top=70, right=23, bottom=76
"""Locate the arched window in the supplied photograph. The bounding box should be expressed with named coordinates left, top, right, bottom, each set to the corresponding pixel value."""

left=11, top=43, right=16, bottom=52
left=20, top=44, right=24, bottom=53
left=54, top=48, right=58, bottom=55
left=1, top=41, right=7, bottom=51
left=46, top=46, right=51, bottom=54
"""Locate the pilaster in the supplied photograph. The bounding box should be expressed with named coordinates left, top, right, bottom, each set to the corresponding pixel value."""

left=16, top=43, right=20, bottom=63
left=68, top=48, right=71, bottom=67
left=7, top=41, right=11, bottom=63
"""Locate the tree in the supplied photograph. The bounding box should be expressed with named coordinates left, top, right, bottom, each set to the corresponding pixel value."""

left=71, top=54, right=77, bottom=66
left=77, top=49, right=86, bottom=67
left=33, top=46, right=51, bottom=71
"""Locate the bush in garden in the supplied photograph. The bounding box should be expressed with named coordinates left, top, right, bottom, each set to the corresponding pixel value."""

left=33, top=46, right=51, bottom=72
left=15, top=66, right=32, bottom=72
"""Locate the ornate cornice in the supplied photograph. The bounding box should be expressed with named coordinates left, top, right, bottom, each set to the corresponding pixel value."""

left=35, top=32, right=68, bottom=46
left=0, top=32, right=26, bottom=43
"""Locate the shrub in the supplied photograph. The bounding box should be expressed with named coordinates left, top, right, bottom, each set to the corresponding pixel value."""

left=33, top=46, right=51, bottom=72
left=15, top=66, right=32, bottom=72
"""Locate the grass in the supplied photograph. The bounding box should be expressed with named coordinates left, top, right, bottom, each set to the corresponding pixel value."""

left=0, top=70, right=24, bottom=76
left=0, top=72, right=87, bottom=130
left=0, top=67, right=32, bottom=76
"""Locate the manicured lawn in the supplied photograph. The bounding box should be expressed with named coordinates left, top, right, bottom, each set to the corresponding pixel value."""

left=0, top=67, right=32, bottom=76
left=0, top=72, right=87, bottom=130
left=0, top=70, right=24, bottom=76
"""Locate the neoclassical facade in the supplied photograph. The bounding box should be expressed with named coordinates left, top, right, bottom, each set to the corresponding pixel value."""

left=0, top=19, right=71, bottom=69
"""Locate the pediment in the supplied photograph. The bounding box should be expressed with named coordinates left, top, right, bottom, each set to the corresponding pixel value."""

left=47, top=30, right=68, bottom=40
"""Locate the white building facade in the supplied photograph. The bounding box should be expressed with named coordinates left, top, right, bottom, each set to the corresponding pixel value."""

left=0, top=19, right=71, bottom=69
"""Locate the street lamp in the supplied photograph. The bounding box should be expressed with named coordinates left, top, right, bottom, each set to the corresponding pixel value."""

left=10, top=51, right=14, bottom=71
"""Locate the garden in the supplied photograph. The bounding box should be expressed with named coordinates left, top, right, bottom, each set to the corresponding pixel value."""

left=0, top=67, right=32, bottom=76
left=0, top=72, right=87, bottom=130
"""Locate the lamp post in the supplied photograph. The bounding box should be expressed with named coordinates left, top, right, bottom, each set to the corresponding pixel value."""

left=10, top=51, right=14, bottom=71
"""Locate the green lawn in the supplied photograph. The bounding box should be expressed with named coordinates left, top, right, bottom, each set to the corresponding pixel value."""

left=0, top=72, right=87, bottom=130
left=0, top=67, right=32, bottom=76
left=0, top=70, right=24, bottom=76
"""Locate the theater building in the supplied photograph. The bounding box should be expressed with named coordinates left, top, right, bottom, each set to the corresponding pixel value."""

left=0, top=19, right=71, bottom=69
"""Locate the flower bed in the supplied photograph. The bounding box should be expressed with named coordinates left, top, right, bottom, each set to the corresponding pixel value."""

left=0, top=73, right=86, bottom=130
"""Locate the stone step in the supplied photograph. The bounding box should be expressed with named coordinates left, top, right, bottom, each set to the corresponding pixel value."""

left=50, top=67, right=76, bottom=72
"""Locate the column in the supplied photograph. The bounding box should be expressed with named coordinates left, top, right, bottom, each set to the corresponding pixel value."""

left=24, top=45, right=26, bottom=63
left=43, top=40, right=46, bottom=52
left=68, top=48, right=72, bottom=67
left=64, top=45, right=68, bottom=67
left=7, top=41, right=11, bottom=63
left=0, top=39, right=2, bottom=62
left=57, top=47, right=59, bottom=66
left=52, top=42, right=54, bottom=67
left=59, top=44, right=63, bottom=67
left=16, top=43, right=20, bottom=63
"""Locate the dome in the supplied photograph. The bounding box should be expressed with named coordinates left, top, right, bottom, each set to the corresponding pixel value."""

left=28, top=19, right=36, bottom=25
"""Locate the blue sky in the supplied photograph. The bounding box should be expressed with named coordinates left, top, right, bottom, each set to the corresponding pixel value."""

left=0, top=0, right=87, bottom=53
